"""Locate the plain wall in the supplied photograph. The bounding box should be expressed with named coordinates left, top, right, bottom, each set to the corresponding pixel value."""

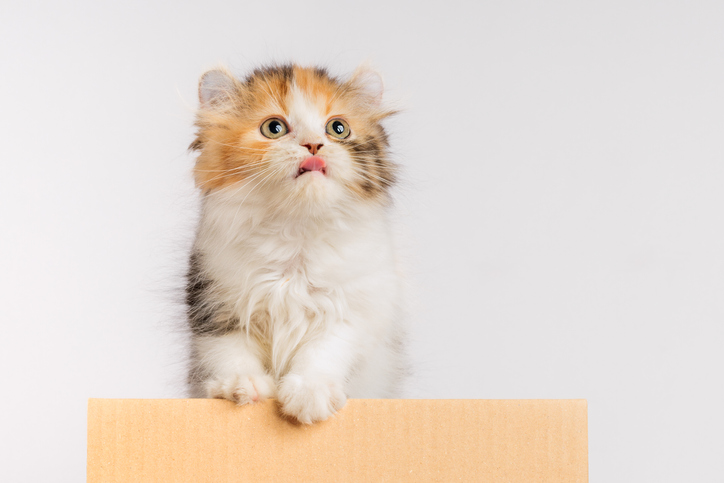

left=1, top=1, right=722, bottom=481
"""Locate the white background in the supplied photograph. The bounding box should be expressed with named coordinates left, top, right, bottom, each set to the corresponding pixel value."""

left=1, top=1, right=723, bottom=481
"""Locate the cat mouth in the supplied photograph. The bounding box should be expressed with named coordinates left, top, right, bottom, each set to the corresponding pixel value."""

left=296, top=156, right=327, bottom=177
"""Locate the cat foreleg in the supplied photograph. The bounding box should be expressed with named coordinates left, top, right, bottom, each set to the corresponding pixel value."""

left=276, top=323, right=357, bottom=424
left=193, top=331, right=275, bottom=405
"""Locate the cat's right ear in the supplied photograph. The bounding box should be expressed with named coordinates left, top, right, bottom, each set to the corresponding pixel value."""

left=198, top=68, right=239, bottom=108
left=348, top=63, right=385, bottom=106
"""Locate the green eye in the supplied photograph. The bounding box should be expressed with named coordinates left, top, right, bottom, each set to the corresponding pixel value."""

left=260, top=118, right=289, bottom=139
left=325, top=118, right=351, bottom=139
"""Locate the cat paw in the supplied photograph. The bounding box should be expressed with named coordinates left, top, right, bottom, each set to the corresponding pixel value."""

left=277, top=374, right=347, bottom=424
left=205, top=374, right=276, bottom=405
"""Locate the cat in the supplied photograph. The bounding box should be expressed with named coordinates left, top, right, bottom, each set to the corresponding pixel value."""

left=185, top=63, right=407, bottom=424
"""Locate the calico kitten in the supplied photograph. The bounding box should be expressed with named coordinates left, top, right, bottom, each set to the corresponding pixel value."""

left=186, top=64, right=406, bottom=424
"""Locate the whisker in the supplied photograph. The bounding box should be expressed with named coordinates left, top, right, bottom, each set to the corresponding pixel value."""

left=197, top=164, right=271, bottom=186
left=345, top=149, right=387, bottom=155
left=205, top=139, right=268, bottom=152
left=228, top=164, right=287, bottom=226
left=198, top=161, right=280, bottom=188
left=196, top=160, right=270, bottom=171
left=196, top=160, right=272, bottom=173
left=348, top=171, right=393, bottom=185
left=211, top=164, right=279, bottom=197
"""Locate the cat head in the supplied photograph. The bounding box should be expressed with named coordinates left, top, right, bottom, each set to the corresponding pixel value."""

left=191, top=64, right=396, bottom=215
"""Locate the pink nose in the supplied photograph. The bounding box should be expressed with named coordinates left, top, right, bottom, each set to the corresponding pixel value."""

left=299, top=156, right=327, bottom=175
left=302, top=143, right=323, bottom=155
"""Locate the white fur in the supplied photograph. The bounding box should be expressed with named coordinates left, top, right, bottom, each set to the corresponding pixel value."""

left=190, top=77, right=406, bottom=423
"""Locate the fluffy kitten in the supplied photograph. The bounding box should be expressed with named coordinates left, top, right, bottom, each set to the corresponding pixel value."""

left=185, top=64, right=406, bottom=424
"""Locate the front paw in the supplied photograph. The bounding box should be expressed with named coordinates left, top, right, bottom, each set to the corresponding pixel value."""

left=277, top=374, right=347, bottom=424
left=205, top=374, right=276, bottom=405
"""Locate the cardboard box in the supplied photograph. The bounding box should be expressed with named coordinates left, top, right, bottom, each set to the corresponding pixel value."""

left=87, top=398, right=587, bottom=482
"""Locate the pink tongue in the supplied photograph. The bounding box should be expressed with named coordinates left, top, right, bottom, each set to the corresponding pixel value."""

left=300, top=156, right=326, bottom=172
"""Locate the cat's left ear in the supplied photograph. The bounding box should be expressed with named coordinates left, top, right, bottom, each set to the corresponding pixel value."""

left=198, top=67, right=240, bottom=108
left=348, top=64, right=384, bottom=106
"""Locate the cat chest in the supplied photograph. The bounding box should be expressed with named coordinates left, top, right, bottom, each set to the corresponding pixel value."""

left=203, top=232, right=378, bottom=320
left=212, top=252, right=338, bottom=308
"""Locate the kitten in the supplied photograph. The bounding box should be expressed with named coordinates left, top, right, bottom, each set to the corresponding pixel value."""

left=185, top=64, right=406, bottom=424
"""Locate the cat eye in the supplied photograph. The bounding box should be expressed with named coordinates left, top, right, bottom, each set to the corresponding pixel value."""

left=325, top=118, right=351, bottom=139
left=260, top=118, right=289, bottom=139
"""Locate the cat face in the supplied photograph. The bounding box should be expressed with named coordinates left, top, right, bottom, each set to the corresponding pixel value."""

left=191, top=65, right=396, bottom=211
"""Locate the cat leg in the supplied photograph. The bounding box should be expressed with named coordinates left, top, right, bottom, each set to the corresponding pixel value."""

left=277, top=323, right=357, bottom=424
left=192, top=331, right=275, bottom=405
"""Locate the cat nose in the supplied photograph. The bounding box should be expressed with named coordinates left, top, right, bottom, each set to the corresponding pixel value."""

left=302, top=143, right=323, bottom=155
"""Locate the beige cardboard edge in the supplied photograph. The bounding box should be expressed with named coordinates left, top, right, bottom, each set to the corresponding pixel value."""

left=88, top=398, right=588, bottom=482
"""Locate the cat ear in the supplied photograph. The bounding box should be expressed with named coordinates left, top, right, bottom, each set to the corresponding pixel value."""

left=349, top=64, right=384, bottom=105
left=198, top=68, right=238, bottom=107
